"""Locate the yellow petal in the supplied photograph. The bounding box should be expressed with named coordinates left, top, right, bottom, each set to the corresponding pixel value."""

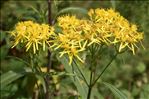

left=131, top=44, right=135, bottom=55
left=33, top=43, right=36, bottom=54
left=69, top=55, right=73, bottom=65
left=75, top=55, right=84, bottom=63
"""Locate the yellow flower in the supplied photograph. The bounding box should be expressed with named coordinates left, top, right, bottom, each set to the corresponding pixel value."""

left=50, top=15, right=86, bottom=65
left=10, top=21, right=54, bottom=54
left=57, top=15, right=80, bottom=30
left=87, top=8, right=144, bottom=54
left=10, top=8, right=144, bottom=65
left=50, top=31, right=85, bottom=65
left=114, top=24, right=144, bottom=54
left=83, top=9, right=115, bottom=46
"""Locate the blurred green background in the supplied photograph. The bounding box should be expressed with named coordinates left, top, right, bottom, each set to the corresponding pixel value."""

left=0, top=0, right=149, bottom=99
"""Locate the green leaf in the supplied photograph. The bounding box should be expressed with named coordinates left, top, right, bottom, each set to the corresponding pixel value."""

left=103, top=82, right=127, bottom=99
left=0, top=71, right=24, bottom=89
left=140, top=84, right=149, bottom=99
left=55, top=7, right=88, bottom=19
left=57, top=55, right=88, bottom=99
left=0, top=46, right=9, bottom=60
left=0, top=31, right=6, bottom=41
left=0, top=68, right=31, bottom=89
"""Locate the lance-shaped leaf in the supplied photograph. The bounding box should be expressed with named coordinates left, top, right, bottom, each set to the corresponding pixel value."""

left=103, top=82, right=127, bottom=99
left=0, top=67, right=32, bottom=89
left=57, top=55, right=88, bottom=99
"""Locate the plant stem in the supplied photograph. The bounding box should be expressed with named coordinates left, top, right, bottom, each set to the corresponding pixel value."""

left=92, top=53, right=118, bottom=86
left=30, top=54, right=39, bottom=99
left=87, top=70, right=93, bottom=99
left=29, top=53, right=35, bottom=73
left=87, top=52, right=118, bottom=99
left=87, top=44, right=96, bottom=99
left=87, top=86, right=92, bottom=99
left=73, top=59, right=89, bottom=87
left=45, top=0, right=52, bottom=99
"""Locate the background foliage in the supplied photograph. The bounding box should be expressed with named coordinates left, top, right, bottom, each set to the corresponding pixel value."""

left=0, top=0, right=149, bottom=99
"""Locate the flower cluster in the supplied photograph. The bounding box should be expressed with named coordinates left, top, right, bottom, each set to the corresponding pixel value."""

left=50, top=15, right=86, bottom=64
left=10, top=21, right=54, bottom=53
left=86, top=8, right=144, bottom=54
left=10, top=8, right=144, bottom=64
left=51, top=9, right=144, bottom=64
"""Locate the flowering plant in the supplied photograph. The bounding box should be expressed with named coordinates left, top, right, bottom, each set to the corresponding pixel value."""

left=10, top=8, right=144, bottom=99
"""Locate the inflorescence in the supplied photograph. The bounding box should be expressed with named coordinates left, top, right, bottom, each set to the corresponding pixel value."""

left=10, top=8, right=144, bottom=64
left=11, top=21, right=54, bottom=54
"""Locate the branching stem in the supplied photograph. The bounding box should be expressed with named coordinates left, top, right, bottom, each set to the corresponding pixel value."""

left=92, top=53, right=118, bottom=86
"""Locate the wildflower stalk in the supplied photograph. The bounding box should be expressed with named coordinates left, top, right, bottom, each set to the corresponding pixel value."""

left=73, top=59, right=89, bottom=87
left=92, top=52, right=118, bottom=87
left=30, top=53, right=40, bottom=99
left=87, top=44, right=96, bottom=99
left=30, top=53, right=35, bottom=73
left=47, top=0, right=52, bottom=75
left=45, top=0, right=52, bottom=99
left=87, top=45, right=119, bottom=99
left=87, top=70, right=93, bottom=99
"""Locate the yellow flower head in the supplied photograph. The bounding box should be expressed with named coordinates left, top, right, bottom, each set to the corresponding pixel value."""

left=57, top=15, right=80, bottom=30
left=10, top=21, right=54, bottom=54
left=84, top=8, right=119, bottom=45
left=86, top=8, right=144, bottom=54
left=51, top=15, right=87, bottom=65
